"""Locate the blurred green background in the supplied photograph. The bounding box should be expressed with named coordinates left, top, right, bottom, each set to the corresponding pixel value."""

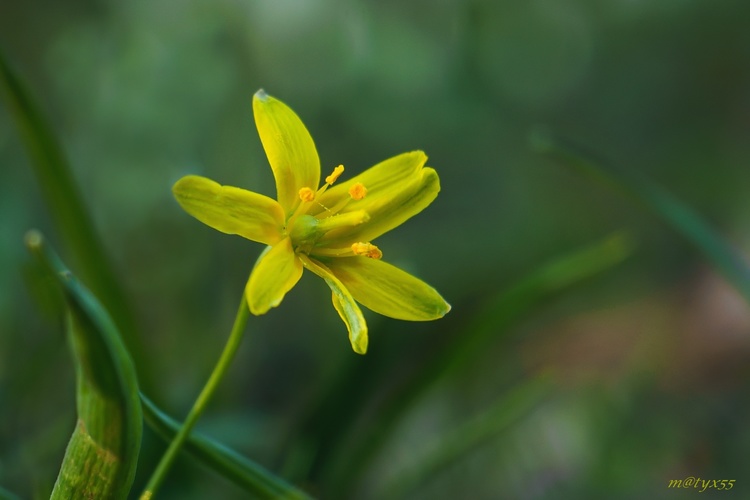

left=2, top=0, right=750, bottom=498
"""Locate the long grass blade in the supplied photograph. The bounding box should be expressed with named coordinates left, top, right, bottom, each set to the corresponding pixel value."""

left=532, top=131, right=750, bottom=304
left=140, top=394, right=312, bottom=499
left=25, top=231, right=142, bottom=499
left=0, top=50, right=151, bottom=389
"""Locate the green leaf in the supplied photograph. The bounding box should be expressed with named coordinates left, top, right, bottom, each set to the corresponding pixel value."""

left=532, top=131, right=750, bottom=305
left=441, top=231, right=635, bottom=378
left=0, top=49, right=153, bottom=391
left=140, top=394, right=312, bottom=500
left=25, top=231, right=142, bottom=500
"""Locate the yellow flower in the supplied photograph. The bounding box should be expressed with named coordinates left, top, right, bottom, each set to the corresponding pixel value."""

left=173, top=90, right=450, bottom=354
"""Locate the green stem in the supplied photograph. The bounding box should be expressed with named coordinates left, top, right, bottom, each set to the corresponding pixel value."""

left=140, top=297, right=250, bottom=499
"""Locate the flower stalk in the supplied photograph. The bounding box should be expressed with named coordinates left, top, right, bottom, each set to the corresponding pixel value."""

left=140, top=297, right=250, bottom=499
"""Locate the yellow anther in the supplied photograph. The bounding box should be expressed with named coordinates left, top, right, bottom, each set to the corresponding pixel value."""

left=299, top=187, right=315, bottom=202
left=325, top=165, right=345, bottom=185
left=351, top=242, right=382, bottom=259
left=348, top=182, right=367, bottom=200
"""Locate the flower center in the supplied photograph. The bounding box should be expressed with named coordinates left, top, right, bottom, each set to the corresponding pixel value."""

left=286, top=165, right=381, bottom=259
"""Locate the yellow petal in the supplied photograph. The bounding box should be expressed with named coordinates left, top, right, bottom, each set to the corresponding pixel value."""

left=327, top=257, right=450, bottom=321
left=299, top=255, right=368, bottom=354
left=321, top=166, right=440, bottom=245
left=173, top=175, right=285, bottom=246
left=331, top=292, right=368, bottom=355
left=245, top=238, right=303, bottom=315
left=253, top=90, right=320, bottom=214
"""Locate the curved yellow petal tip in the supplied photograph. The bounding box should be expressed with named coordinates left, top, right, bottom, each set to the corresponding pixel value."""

left=441, top=301, right=452, bottom=317
left=352, top=335, right=368, bottom=355
left=254, top=89, right=269, bottom=101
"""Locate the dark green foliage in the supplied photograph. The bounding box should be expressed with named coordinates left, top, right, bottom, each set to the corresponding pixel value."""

left=3, top=1, right=750, bottom=498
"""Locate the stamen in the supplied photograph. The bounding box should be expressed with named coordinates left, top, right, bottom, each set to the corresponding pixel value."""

left=351, top=242, right=382, bottom=259
left=348, top=183, right=367, bottom=200
left=325, top=165, right=345, bottom=185
left=316, top=197, right=347, bottom=217
left=316, top=182, right=367, bottom=217
left=299, top=187, right=315, bottom=202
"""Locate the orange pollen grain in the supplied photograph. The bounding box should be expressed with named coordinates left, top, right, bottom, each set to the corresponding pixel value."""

left=348, top=183, right=367, bottom=200
left=351, top=242, right=382, bottom=259
left=298, top=187, right=315, bottom=202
